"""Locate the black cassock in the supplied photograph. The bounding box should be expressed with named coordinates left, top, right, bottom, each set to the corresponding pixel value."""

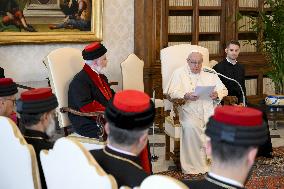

left=69, top=64, right=153, bottom=174
left=213, top=59, right=246, bottom=103
left=90, top=146, right=149, bottom=188
left=68, top=64, right=114, bottom=138
left=24, top=129, right=54, bottom=189
left=184, top=174, right=245, bottom=189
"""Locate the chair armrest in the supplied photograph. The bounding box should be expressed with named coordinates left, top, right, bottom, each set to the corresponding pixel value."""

left=223, top=96, right=238, bottom=105
left=60, top=107, right=106, bottom=141
left=163, top=94, right=186, bottom=125
left=109, top=81, right=118, bottom=86
left=60, top=107, right=104, bottom=117
left=15, top=83, right=34, bottom=90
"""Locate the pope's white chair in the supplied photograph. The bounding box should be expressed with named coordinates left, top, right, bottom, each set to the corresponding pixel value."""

left=121, top=54, right=164, bottom=129
left=0, top=116, right=41, bottom=189
left=160, top=44, right=209, bottom=168
left=40, top=137, right=117, bottom=189
left=43, top=47, right=106, bottom=150
left=133, top=175, right=188, bottom=189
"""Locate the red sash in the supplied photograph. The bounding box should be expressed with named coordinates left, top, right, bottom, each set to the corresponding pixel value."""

left=80, top=64, right=113, bottom=113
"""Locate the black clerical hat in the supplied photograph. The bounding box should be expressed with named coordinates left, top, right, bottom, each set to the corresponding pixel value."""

left=105, top=90, right=155, bottom=130
left=82, top=42, right=107, bottom=60
left=17, top=88, right=58, bottom=114
left=206, top=105, right=268, bottom=146
left=0, top=78, right=18, bottom=97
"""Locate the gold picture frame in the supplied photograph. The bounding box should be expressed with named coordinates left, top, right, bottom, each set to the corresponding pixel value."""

left=0, top=0, right=103, bottom=44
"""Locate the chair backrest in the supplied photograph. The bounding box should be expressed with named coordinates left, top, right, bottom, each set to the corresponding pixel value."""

left=43, top=47, right=84, bottom=128
left=0, top=116, right=41, bottom=189
left=121, top=53, right=144, bottom=92
left=40, top=137, right=117, bottom=189
left=138, top=175, right=188, bottom=189
left=160, top=44, right=209, bottom=92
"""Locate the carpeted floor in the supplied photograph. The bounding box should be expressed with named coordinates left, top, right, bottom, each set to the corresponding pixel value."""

left=158, top=147, right=284, bottom=189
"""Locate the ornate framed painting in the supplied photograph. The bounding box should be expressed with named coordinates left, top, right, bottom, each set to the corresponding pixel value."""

left=0, top=0, right=103, bottom=44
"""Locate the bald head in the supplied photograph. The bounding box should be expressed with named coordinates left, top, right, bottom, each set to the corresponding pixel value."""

left=186, top=52, right=203, bottom=74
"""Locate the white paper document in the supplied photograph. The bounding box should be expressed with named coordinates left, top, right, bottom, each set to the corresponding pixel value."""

left=193, top=85, right=215, bottom=99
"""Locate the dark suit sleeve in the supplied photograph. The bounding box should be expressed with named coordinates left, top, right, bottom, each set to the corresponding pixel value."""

left=240, top=64, right=246, bottom=97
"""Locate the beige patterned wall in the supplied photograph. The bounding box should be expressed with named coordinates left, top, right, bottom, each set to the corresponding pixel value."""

left=0, top=0, right=134, bottom=90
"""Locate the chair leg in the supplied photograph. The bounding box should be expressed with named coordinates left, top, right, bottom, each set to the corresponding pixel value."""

left=165, top=134, right=170, bottom=160
left=64, top=127, right=69, bottom=136
left=173, top=140, right=181, bottom=170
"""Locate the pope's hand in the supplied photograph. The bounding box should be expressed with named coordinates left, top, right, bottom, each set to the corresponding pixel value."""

left=210, top=91, right=218, bottom=100
left=184, top=92, right=199, bottom=101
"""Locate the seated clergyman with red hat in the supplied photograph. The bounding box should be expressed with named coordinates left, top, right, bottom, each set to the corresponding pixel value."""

left=184, top=105, right=268, bottom=189
left=90, top=90, right=155, bottom=188
left=16, top=88, right=58, bottom=189
left=0, top=78, right=18, bottom=123
left=68, top=42, right=115, bottom=138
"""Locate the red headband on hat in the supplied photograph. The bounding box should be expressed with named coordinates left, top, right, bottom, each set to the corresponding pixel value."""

left=21, top=88, right=53, bottom=101
left=213, top=105, right=262, bottom=127
left=0, top=78, right=14, bottom=85
left=84, top=42, right=101, bottom=52
left=113, top=90, right=150, bottom=113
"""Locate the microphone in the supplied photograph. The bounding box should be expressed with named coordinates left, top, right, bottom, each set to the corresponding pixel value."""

left=203, top=67, right=246, bottom=106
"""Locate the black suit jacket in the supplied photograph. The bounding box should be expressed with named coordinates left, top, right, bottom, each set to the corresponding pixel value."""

left=90, top=146, right=149, bottom=188
left=24, top=129, right=54, bottom=189
left=213, top=59, right=246, bottom=103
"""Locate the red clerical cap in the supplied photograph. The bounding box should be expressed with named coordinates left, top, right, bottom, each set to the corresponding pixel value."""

left=82, top=42, right=107, bottom=60
left=17, top=88, right=58, bottom=114
left=213, top=105, right=262, bottom=126
left=206, top=105, right=267, bottom=146
left=84, top=42, right=101, bottom=52
left=0, top=78, right=14, bottom=85
left=113, top=90, right=150, bottom=113
left=0, top=78, right=18, bottom=97
left=105, top=90, right=155, bottom=130
left=21, top=88, right=53, bottom=101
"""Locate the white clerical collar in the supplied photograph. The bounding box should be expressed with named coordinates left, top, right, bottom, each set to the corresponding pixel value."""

left=226, top=57, right=237, bottom=65
left=107, top=144, right=136, bottom=156
left=208, top=172, right=244, bottom=188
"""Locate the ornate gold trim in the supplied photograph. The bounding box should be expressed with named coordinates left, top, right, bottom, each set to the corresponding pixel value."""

left=24, top=136, right=45, bottom=140
left=68, top=138, right=118, bottom=189
left=66, top=135, right=106, bottom=145
left=0, top=0, right=103, bottom=44
left=6, top=118, right=41, bottom=189
left=42, top=137, right=118, bottom=189
left=103, top=148, right=143, bottom=170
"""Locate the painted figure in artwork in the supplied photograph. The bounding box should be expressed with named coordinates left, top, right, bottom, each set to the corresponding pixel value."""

left=0, top=0, right=36, bottom=32
left=49, top=0, right=91, bottom=31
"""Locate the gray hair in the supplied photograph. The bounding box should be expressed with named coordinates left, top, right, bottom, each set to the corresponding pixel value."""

left=108, top=122, right=148, bottom=146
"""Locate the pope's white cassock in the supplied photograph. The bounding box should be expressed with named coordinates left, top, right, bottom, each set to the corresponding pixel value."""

left=165, top=64, right=228, bottom=174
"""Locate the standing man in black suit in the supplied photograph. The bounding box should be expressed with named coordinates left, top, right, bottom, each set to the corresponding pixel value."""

left=184, top=105, right=268, bottom=189
left=90, top=90, right=155, bottom=188
left=213, top=40, right=273, bottom=157
left=17, top=88, right=58, bottom=189
left=213, top=40, right=246, bottom=105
